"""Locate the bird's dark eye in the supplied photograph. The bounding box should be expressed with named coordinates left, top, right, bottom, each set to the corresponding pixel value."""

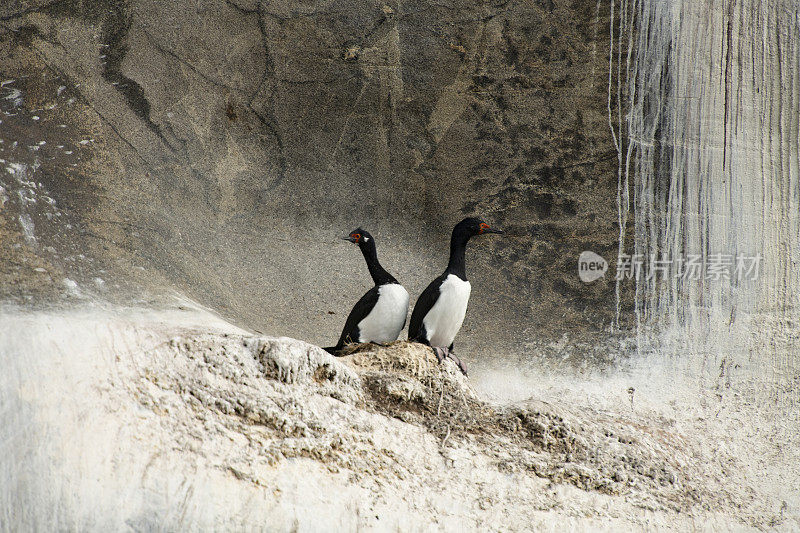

left=479, top=223, right=489, bottom=233
left=352, top=233, right=361, bottom=241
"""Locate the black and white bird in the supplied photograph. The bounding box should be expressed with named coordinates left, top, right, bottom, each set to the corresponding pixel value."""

left=324, top=228, right=409, bottom=355
left=408, top=217, right=503, bottom=375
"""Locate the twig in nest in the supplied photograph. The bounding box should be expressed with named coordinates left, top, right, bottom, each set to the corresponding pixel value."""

left=337, top=342, right=375, bottom=356
left=437, top=382, right=445, bottom=416
left=441, top=425, right=451, bottom=447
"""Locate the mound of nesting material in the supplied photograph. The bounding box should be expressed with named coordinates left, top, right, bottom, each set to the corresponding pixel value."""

left=338, top=342, right=723, bottom=513
left=340, top=342, right=484, bottom=436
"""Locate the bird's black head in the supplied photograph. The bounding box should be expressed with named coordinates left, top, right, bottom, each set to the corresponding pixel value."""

left=341, top=227, right=373, bottom=246
left=454, top=217, right=503, bottom=238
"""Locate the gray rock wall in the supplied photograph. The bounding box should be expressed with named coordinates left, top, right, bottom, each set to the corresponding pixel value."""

left=0, top=0, right=628, bottom=363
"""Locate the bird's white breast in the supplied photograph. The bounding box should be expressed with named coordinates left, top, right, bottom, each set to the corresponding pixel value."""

left=423, top=274, right=471, bottom=348
left=357, top=283, right=409, bottom=343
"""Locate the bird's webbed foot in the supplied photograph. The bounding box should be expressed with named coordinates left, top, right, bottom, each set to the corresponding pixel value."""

left=431, top=346, right=468, bottom=376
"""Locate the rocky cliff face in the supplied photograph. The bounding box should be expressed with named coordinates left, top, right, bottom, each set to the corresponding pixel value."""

left=0, top=0, right=628, bottom=367
left=3, top=2, right=800, bottom=530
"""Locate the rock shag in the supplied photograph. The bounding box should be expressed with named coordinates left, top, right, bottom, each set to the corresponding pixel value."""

left=408, top=217, right=502, bottom=375
left=324, top=228, right=409, bottom=355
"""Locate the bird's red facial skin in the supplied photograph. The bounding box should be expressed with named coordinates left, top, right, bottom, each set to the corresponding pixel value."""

left=351, top=233, right=361, bottom=243
left=479, top=223, right=490, bottom=234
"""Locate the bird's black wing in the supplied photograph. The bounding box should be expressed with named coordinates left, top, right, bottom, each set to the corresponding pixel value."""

left=408, top=272, right=446, bottom=343
left=335, top=285, right=381, bottom=349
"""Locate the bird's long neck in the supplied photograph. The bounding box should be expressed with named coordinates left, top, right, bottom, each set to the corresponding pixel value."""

left=446, top=229, right=470, bottom=281
left=360, top=239, right=395, bottom=285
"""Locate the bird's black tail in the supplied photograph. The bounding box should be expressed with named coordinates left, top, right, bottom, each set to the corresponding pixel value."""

left=322, top=346, right=341, bottom=356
